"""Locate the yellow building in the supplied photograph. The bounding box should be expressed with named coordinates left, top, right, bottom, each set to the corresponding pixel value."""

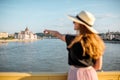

left=0, top=32, right=8, bottom=38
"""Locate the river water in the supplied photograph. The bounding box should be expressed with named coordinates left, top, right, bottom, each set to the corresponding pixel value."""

left=0, top=39, right=120, bottom=72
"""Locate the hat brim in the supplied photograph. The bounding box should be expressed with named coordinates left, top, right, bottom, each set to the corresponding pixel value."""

left=68, top=15, right=98, bottom=34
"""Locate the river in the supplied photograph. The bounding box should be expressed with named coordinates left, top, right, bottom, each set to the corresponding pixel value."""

left=0, top=39, right=120, bottom=72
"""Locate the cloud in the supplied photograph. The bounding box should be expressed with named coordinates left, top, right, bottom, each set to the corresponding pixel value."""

left=96, top=13, right=120, bottom=20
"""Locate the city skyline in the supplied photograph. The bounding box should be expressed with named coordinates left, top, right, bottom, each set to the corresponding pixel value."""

left=0, top=0, right=120, bottom=34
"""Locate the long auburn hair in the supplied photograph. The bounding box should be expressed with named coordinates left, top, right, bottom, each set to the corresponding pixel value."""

left=68, top=24, right=105, bottom=59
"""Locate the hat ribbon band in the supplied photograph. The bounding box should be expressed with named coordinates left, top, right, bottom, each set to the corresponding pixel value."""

left=76, top=15, right=92, bottom=27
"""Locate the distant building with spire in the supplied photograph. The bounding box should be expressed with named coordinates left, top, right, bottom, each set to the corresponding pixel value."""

left=14, top=27, right=37, bottom=40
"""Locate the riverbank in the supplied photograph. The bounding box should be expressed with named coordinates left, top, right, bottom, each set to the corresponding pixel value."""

left=104, top=40, right=120, bottom=43
left=0, top=39, right=38, bottom=43
left=1, top=39, right=120, bottom=44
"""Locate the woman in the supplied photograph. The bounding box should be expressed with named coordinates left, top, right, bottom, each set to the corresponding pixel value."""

left=44, top=11, right=105, bottom=80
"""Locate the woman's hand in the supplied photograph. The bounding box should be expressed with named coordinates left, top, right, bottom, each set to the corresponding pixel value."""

left=43, top=29, right=66, bottom=42
left=44, top=29, right=49, bottom=34
left=93, top=56, right=103, bottom=71
left=44, top=29, right=57, bottom=36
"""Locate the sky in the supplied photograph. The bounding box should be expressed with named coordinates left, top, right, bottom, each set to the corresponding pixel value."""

left=0, top=0, right=120, bottom=34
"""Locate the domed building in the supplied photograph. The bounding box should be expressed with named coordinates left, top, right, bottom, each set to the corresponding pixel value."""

left=14, top=27, right=37, bottom=40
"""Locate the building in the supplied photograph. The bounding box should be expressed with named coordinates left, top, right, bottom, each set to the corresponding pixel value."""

left=0, top=32, right=8, bottom=38
left=14, top=27, right=37, bottom=40
left=105, top=31, right=120, bottom=40
left=99, top=31, right=120, bottom=40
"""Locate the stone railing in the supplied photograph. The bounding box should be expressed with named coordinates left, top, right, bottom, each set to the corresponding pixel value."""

left=0, top=71, right=120, bottom=80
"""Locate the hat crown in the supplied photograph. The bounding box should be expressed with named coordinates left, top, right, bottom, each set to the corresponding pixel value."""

left=77, top=11, right=95, bottom=26
left=67, top=10, right=98, bottom=33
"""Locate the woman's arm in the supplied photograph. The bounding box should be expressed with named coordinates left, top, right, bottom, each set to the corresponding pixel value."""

left=93, top=56, right=103, bottom=71
left=44, top=29, right=65, bottom=42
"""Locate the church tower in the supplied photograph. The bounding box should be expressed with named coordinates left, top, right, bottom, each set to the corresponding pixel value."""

left=25, top=27, right=29, bottom=31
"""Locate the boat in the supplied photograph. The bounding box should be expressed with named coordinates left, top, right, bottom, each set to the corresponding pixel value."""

left=0, top=71, right=120, bottom=80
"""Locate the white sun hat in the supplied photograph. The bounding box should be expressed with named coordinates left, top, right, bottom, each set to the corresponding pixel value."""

left=68, top=11, right=98, bottom=33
